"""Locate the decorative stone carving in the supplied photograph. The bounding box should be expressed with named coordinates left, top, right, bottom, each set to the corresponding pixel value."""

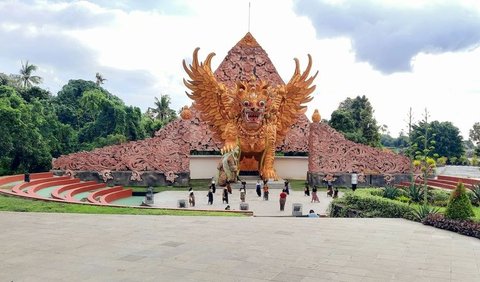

left=165, top=171, right=178, bottom=183
left=130, top=170, right=143, bottom=182
left=322, top=174, right=337, bottom=182
left=308, top=122, right=411, bottom=175
left=384, top=174, right=394, bottom=185
left=53, top=119, right=191, bottom=175
left=100, top=170, right=113, bottom=182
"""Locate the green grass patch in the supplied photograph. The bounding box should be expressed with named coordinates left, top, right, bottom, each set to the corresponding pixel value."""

left=0, top=194, right=244, bottom=216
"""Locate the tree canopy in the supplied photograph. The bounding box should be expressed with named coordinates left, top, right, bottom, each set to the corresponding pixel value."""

left=410, top=120, right=464, bottom=163
left=0, top=63, right=179, bottom=175
left=329, top=95, right=381, bottom=147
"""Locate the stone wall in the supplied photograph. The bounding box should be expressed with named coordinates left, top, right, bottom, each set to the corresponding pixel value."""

left=52, top=170, right=190, bottom=187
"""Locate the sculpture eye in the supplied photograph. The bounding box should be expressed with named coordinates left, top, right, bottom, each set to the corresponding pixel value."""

left=243, top=101, right=250, bottom=107
left=258, top=100, right=266, bottom=107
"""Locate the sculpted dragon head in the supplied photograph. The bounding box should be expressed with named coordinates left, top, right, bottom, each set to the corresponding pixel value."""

left=235, top=78, right=273, bottom=131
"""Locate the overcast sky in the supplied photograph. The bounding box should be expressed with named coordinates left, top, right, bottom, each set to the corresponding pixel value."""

left=1, top=0, right=479, bottom=139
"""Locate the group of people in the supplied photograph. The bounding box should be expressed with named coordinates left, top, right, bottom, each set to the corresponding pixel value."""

left=188, top=172, right=359, bottom=211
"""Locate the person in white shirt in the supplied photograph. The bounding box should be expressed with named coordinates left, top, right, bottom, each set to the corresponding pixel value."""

left=351, top=171, right=358, bottom=192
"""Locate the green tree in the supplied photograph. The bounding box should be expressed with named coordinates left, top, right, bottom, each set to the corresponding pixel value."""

left=411, top=120, right=464, bottom=163
left=445, top=182, right=474, bottom=220
left=0, top=86, right=51, bottom=175
left=411, top=109, right=437, bottom=205
left=19, top=61, right=42, bottom=88
left=95, top=72, right=107, bottom=86
left=152, top=95, right=177, bottom=124
left=470, top=122, right=480, bottom=146
left=329, top=95, right=381, bottom=147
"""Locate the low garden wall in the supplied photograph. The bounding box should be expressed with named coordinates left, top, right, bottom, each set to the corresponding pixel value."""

left=307, top=172, right=410, bottom=187
left=52, top=170, right=190, bottom=187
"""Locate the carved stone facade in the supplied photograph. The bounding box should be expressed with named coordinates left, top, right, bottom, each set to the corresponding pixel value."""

left=213, top=32, right=284, bottom=88
left=308, top=122, right=410, bottom=174
left=52, top=120, right=191, bottom=182
left=51, top=32, right=411, bottom=186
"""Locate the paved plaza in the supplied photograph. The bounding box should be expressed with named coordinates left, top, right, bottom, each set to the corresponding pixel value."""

left=152, top=190, right=340, bottom=217
left=1, top=212, right=479, bottom=281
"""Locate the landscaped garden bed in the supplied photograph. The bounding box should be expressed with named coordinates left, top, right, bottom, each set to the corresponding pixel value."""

left=329, top=183, right=480, bottom=239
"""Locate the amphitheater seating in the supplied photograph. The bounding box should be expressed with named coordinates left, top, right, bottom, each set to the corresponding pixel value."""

left=11, top=176, right=72, bottom=195
left=26, top=178, right=80, bottom=197
left=64, top=183, right=108, bottom=202
left=99, top=188, right=133, bottom=204
left=397, top=175, right=480, bottom=191
left=0, top=173, right=135, bottom=206
left=0, top=172, right=53, bottom=186
left=87, top=186, right=124, bottom=203
left=51, top=181, right=97, bottom=200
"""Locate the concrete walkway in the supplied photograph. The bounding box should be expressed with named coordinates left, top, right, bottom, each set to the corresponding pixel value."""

left=152, top=190, right=341, bottom=217
left=436, top=165, right=480, bottom=179
left=1, top=212, right=479, bottom=281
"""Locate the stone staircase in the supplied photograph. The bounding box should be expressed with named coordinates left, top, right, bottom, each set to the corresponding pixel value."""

left=232, top=175, right=286, bottom=190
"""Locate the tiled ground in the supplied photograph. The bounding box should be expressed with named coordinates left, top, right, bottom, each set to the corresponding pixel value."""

left=1, top=212, right=479, bottom=281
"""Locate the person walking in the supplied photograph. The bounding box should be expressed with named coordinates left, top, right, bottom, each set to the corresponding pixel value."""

left=304, top=184, right=310, bottom=196
left=333, top=187, right=339, bottom=198
left=207, top=188, right=214, bottom=205
left=227, top=182, right=232, bottom=194
left=311, top=185, right=319, bottom=203
left=284, top=180, right=290, bottom=195
left=263, top=181, right=269, bottom=201
left=279, top=189, right=287, bottom=211
left=256, top=180, right=262, bottom=197
left=211, top=177, right=216, bottom=193
left=351, top=171, right=358, bottom=192
left=188, top=188, right=195, bottom=207
left=222, top=187, right=229, bottom=204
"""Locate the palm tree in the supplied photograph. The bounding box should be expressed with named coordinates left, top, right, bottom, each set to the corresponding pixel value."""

left=19, top=60, right=42, bottom=88
left=95, top=72, right=107, bottom=86
left=152, top=95, right=176, bottom=123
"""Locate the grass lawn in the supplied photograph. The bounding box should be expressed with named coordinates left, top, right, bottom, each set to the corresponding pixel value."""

left=0, top=194, right=244, bottom=216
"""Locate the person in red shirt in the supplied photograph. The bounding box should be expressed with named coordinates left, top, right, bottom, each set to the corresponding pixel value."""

left=279, top=189, right=287, bottom=211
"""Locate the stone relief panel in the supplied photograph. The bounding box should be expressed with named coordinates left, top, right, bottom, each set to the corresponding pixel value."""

left=308, top=122, right=411, bottom=174
left=53, top=120, right=191, bottom=174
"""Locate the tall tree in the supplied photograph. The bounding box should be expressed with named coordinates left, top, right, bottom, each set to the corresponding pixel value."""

left=329, top=95, right=381, bottom=147
left=19, top=61, right=42, bottom=88
left=95, top=72, right=107, bottom=86
left=152, top=95, right=177, bottom=124
left=411, top=120, right=464, bottom=162
left=470, top=122, right=480, bottom=146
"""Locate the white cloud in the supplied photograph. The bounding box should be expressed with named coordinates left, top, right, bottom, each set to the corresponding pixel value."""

left=1, top=0, right=479, bottom=140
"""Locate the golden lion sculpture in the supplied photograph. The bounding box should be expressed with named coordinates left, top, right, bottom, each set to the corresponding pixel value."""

left=183, top=48, right=317, bottom=180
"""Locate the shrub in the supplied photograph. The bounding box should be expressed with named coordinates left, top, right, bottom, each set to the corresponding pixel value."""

left=405, top=184, right=424, bottom=203
left=383, top=186, right=400, bottom=199
left=423, top=214, right=480, bottom=239
left=436, top=156, right=447, bottom=167
left=342, top=191, right=414, bottom=220
left=445, top=182, right=474, bottom=220
left=396, top=195, right=411, bottom=204
left=369, top=189, right=384, bottom=197
left=431, top=189, right=450, bottom=206
left=470, top=184, right=480, bottom=206
left=412, top=204, right=440, bottom=222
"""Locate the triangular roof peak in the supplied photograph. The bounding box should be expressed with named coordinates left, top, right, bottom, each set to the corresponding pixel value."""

left=237, top=32, right=260, bottom=48
left=214, top=32, right=284, bottom=88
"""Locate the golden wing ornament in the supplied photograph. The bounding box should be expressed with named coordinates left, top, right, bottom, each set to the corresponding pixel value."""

left=183, top=48, right=236, bottom=141
left=276, top=54, right=318, bottom=143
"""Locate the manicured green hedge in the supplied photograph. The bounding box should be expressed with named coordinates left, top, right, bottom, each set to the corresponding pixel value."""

left=329, top=189, right=414, bottom=220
